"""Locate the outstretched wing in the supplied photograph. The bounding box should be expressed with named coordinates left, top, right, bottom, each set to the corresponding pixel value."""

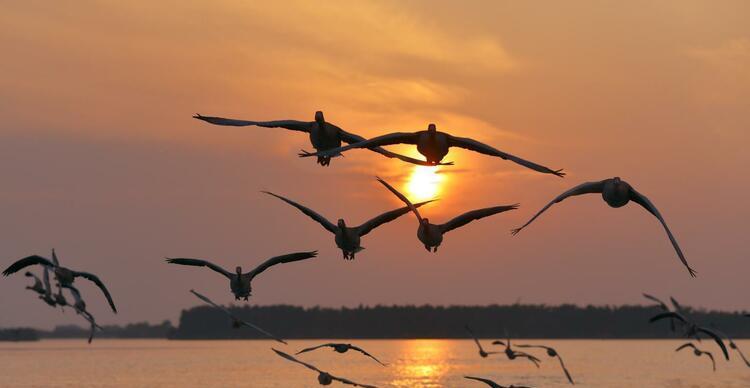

left=696, top=327, right=729, bottom=360
left=71, top=271, right=117, bottom=314
left=349, top=345, right=388, bottom=366
left=464, top=376, right=499, bottom=387
left=272, top=348, right=322, bottom=373
left=649, top=311, right=688, bottom=324
left=448, top=134, right=565, bottom=177
left=190, top=289, right=233, bottom=315
left=704, top=351, right=716, bottom=371
left=465, top=325, right=485, bottom=352
left=262, top=191, right=338, bottom=234
left=165, top=258, right=233, bottom=278
left=305, top=132, right=419, bottom=158
left=338, top=129, right=451, bottom=166
left=193, top=114, right=310, bottom=132
left=629, top=188, right=696, bottom=277
left=296, top=343, right=336, bottom=355
left=642, top=293, right=669, bottom=310
left=675, top=343, right=696, bottom=352
left=439, top=204, right=519, bottom=234
left=330, top=374, right=379, bottom=388
left=356, top=200, right=436, bottom=236
left=375, top=177, right=423, bottom=223
left=247, top=251, right=317, bottom=279
left=511, top=181, right=605, bottom=235
left=3, top=255, right=55, bottom=276
left=556, top=355, right=574, bottom=384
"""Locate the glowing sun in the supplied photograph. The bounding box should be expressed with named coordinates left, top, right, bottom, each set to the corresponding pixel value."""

left=405, top=166, right=444, bottom=202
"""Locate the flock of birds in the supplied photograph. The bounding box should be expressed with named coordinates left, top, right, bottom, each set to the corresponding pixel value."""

left=2, top=110, right=745, bottom=386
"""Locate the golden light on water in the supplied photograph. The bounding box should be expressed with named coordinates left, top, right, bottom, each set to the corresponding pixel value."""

left=405, top=166, right=444, bottom=202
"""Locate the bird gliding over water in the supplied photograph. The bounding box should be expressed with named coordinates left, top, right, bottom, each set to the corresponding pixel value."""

left=676, top=343, right=716, bottom=371
left=377, top=177, right=518, bottom=252
left=273, top=349, right=378, bottom=387
left=303, top=123, right=565, bottom=177
left=465, top=325, right=501, bottom=358
left=296, top=343, right=387, bottom=366
left=511, top=177, right=696, bottom=277
left=165, top=251, right=317, bottom=300
left=464, top=376, right=534, bottom=388
left=193, top=111, right=446, bottom=167
left=514, top=343, right=575, bottom=384
left=263, top=191, right=434, bottom=260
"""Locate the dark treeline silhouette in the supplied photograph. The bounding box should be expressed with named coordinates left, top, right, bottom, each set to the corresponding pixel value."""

left=39, top=320, right=175, bottom=339
left=171, top=304, right=750, bottom=340
left=0, top=328, right=39, bottom=341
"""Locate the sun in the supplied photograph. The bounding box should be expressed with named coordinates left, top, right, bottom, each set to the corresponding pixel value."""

left=405, top=166, right=444, bottom=202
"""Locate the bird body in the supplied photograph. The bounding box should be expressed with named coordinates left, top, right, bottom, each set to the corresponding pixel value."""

left=296, top=343, right=387, bottom=366
left=676, top=343, right=716, bottom=371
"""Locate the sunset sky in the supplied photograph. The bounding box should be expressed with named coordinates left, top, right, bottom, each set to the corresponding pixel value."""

left=1, top=1, right=748, bottom=328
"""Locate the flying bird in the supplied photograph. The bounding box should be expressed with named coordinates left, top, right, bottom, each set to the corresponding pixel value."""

left=302, top=123, right=564, bottom=176
left=465, top=325, right=501, bottom=358
left=165, top=251, right=317, bottom=300
left=514, top=344, right=575, bottom=384
left=263, top=191, right=434, bottom=260
left=24, top=270, right=57, bottom=307
left=511, top=177, right=696, bottom=277
left=66, top=285, right=104, bottom=343
left=643, top=293, right=680, bottom=332
left=296, top=343, right=387, bottom=366
left=710, top=328, right=750, bottom=368
left=189, top=289, right=287, bottom=344
left=273, top=348, right=378, bottom=387
left=464, top=376, right=534, bottom=388
left=3, top=249, right=117, bottom=313
left=492, top=338, right=542, bottom=367
left=193, top=111, right=444, bottom=167
left=377, top=177, right=518, bottom=252
left=650, top=312, right=729, bottom=360
left=676, top=343, right=716, bottom=371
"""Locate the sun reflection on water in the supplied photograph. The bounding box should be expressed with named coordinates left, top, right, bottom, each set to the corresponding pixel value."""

left=390, top=340, right=451, bottom=388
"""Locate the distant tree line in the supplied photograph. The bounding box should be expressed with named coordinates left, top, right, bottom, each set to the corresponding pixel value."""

left=170, top=304, right=750, bottom=340
left=0, top=328, right=39, bottom=342
left=42, top=320, right=175, bottom=339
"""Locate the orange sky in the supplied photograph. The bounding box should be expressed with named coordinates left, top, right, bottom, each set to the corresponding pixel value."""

left=1, top=1, right=748, bottom=327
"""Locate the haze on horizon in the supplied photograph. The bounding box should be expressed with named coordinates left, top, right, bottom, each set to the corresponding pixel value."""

left=1, top=1, right=748, bottom=329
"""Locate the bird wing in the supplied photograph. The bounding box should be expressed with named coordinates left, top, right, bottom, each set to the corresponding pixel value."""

left=356, top=200, right=436, bottom=236
left=696, top=327, right=729, bottom=360
left=734, top=343, right=750, bottom=367
left=305, top=132, right=419, bottom=158
left=515, top=351, right=542, bottom=367
left=349, top=345, right=387, bottom=366
left=165, top=258, right=233, bottom=278
left=464, top=376, right=499, bottom=387
left=515, top=344, right=550, bottom=351
left=190, top=289, right=233, bottom=315
left=511, top=181, right=605, bottom=235
left=629, top=188, right=695, bottom=277
left=24, top=271, right=43, bottom=290
left=556, top=355, right=574, bottom=384
left=272, top=348, right=322, bottom=373
left=491, top=340, right=506, bottom=346
left=447, top=134, right=565, bottom=177
left=439, top=204, right=519, bottom=234
left=42, top=267, right=54, bottom=299
left=650, top=311, right=688, bottom=324
left=247, top=251, right=317, bottom=279
left=465, top=325, right=484, bottom=352
left=236, top=320, right=287, bottom=345
left=642, top=293, right=669, bottom=311
left=262, top=191, right=338, bottom=234
left=295, top=343, right=336, bottom=355
left=376, top=177, right=423, bottom=223
left=71, top=271, right=117, bottom=314
left=338, top=129, right=448, bottom=166
left=331, top=374, right=379, bottom=388
left=669, top=297, right=685, bottom=313
left=675, top=342, right=697, bottom=352
left=3, top=255, right=55, bottom=276
left=193, top=114, right=310, bottom=132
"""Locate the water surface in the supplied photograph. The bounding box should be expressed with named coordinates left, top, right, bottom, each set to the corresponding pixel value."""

left=1, top=339, right=749, bottom=387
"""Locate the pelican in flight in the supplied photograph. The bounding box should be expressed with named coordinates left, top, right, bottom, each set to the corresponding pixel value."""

left=511, top=177, right=695, bottom=277
left=650, top=311, right=729, bottom=360
left=165, top=250, right=317, bottom=300
left=465, top=325, right=501, bottom=358
left=514, top=343, right=574, bottom=384
left=263, top=191, right=434, bottom=260
left=302, top=123, right=564, bottom=177
left=464, top=376, right=534, bottom=388
left=676, top=343, right=716, bottom=371
left=273, top=348, right=378, bottom=387
left=189, top=289, right=287, bottom=344
left=3, top=249, right=117, bottom=313
left=296, top=343, right=387, bottom=366
left=193, top=111, right=444, bottom=167
left=492, top=338, right=541, bottom=367
left=377, top=177, right=518, bottom=252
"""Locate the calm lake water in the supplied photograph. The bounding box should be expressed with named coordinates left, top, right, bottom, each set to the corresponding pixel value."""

left=1, top=339, right=749, bottom=387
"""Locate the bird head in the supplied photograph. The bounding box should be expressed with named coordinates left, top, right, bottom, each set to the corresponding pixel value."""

left=315, top=111, right=325, bottom=124
left=318, top=372, right=333, bottom=385
left=235, top=266, right=242, bottom=276
left=427, top=123, right=437, bottom=133
left=337, top=219, right=346, bottom=228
